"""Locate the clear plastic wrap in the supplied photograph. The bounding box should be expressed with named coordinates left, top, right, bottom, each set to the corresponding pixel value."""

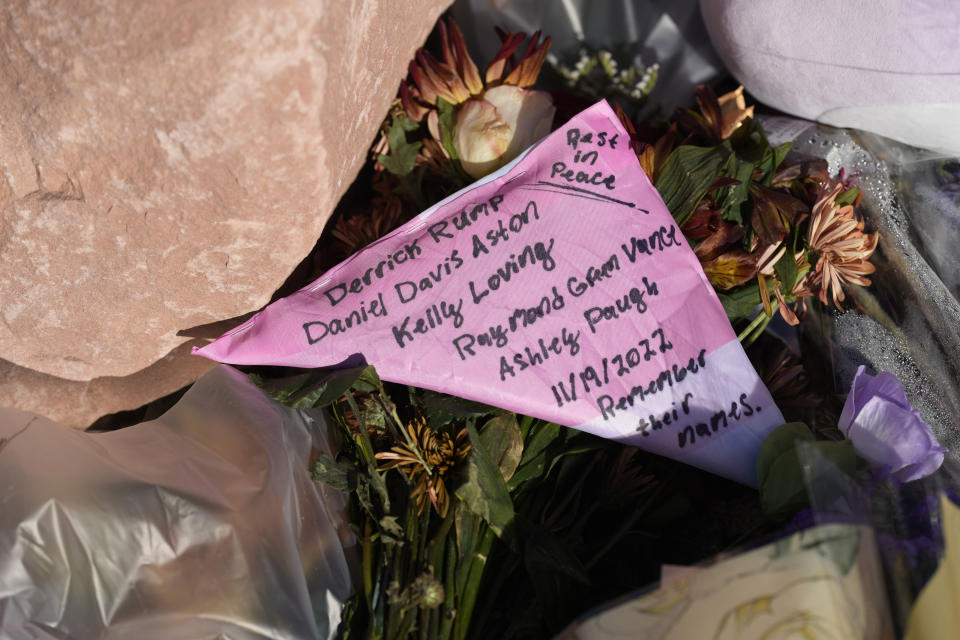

left=0, top=365, right=354, bottom=639
left=759, top=117, right=960, bottom=462
left=766, top=120, right=960, bottom=634
left=797, top=441, right=960, bottom=635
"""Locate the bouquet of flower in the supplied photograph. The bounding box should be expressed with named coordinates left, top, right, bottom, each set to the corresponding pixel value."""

left=242, top=16, right=953, bottom=640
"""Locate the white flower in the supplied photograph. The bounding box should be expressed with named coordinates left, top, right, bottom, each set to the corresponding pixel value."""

left=453, top=85, right=555, bottom=179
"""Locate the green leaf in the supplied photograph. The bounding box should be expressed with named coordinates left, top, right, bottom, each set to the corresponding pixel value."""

left=351, top=365, right=381, bottom=393
left=366, top=459, right=391, bottom=515
left=310, top=453, right=355, bottom=491
left=774, top=246, right=799, bottom=292
left=773, top=525, right=862, bottom=576
left=436, top=97, right=459, bottom=161
left=312, top=448, right=389, bottom=522
left=757, top=423, right=856, bottom=520
left=715, top=153, right=755, bottom=225
left=835, top=186, right=860, bottom=207
left=479, top=414, right=523, bottom=482
left=654, top=144, right=729, bottom=226
left=455, top=420, right=515, bottom=536
left=772, top=142, right=792, bottom=175
left=378, top=114, right=422, bottom=176
left=289, top=369, right=369, bottom=409
left=757, top=422, right=814, bottom=489
left=715, top=279, right=774, bottom=321
left=455, top=505, right=478, bottom=561
left=753, top=139, right=792, bottom=187
left=394, top=111, right=420, bottom=132
left=520, top=422, right=562, bottom=466
left=256, top=366, right=368, bottom=408
left=757, top=424, right=814, bottom=520
left=421, top=391, right=501, bottom=427
left=507, top=422, right=562, bottom=490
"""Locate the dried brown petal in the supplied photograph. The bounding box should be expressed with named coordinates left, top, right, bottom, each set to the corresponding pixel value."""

left=717, top=86, right=755, bottom=139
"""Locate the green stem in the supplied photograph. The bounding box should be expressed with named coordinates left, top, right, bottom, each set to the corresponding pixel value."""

left=427, top=508, right=456, bottom=569
left=439, top=535, right=458, bottom=639
left=419, top=603, right=430, bottom=640
left=416, top=503, right=431, bottom=569
left=362, top=519, right=375, bottom=602
left=469, top=551, right=517, bottom=638
left=737, top=310, right=768, bottom=343
left=745, top=312, right=773, bottom=347
left=344, top=392, right=376, bottom=462
left=387, top=506, right=418, bottom=640
left=427, top=606, right=440, bottom=640
left=396, top=610, right=416, bottom=640
left=453, top=525, right=496, bottom=640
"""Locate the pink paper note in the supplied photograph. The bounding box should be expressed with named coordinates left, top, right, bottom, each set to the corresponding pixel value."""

left=195, top=100, right=784, bottom=485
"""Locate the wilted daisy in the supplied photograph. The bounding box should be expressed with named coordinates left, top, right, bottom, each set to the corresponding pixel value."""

left=331, top=194, right=405, bottom=258
left=376, top=417, right=471, bottom=517
left=803, top=181, right=878, bottom=309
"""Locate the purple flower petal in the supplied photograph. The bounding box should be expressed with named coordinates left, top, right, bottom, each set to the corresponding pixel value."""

left=847, top=396, right=918, bottom=471
left=840, top=368, right=946, bottom=482
left=838, top=365, right=868, bottom=435
left=861, top=371, right=912, bottom=411
left=896, top=448, right=945, bottom=483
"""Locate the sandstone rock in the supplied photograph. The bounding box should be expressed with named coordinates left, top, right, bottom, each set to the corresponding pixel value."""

left=0, top=0, right=449, bottom=422
left=0, top=341, right=216, bottom=430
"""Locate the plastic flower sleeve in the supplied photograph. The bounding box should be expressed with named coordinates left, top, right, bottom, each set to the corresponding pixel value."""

left=795, top=439, right=960, bottom=636
left=766, top=117, right=960, bottom=463
left=0, top=365, right=354, bottom=639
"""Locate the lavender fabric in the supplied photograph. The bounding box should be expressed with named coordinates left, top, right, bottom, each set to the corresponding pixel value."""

left=839, top=365, right=946, bottom=482
left=700, top=0, right=960, bottom=156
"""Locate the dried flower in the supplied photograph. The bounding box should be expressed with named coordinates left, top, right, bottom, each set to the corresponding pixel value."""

left=762, top=348, right=820, bottom=411
left=839, top=366, right=945, bottom=482
left=602, top=447, right=656, bottom=508
left=331, top=198, right=405, bottom=258
left=803, top=181, right=878, bottom=310
left=376, top=417, right=471, bottom=517
left=676, top=84, right=755, bottom=143
left=412, top=573, right=445, bottom=609
left=401, top=19, right=555, bottom=179
left=755, top=242, right=810, bottom=326
left=454, top=84, right=554, bottom=178
left=717, top=86, right=754, bottom=139
left=701, top=250, right=760, bottom=290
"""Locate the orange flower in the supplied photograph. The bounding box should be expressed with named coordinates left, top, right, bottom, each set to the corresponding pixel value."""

left=803, top=181, right=878, bottom=309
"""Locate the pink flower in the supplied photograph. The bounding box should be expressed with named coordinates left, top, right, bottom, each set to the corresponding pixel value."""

left=839, top=366, right=946, bottom=482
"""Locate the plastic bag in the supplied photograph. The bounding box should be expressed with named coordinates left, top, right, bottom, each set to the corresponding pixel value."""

left=757, top=115, right=960, bottom=462
left=0, top=365, right=354, bottom=639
